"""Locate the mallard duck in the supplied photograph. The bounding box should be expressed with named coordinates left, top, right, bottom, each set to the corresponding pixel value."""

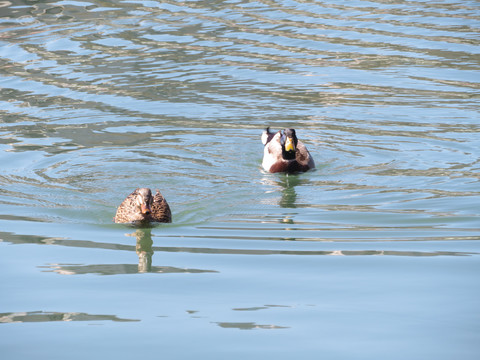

left=114, top=188, right=172, bottom=224
left=261, top=127, right=315, bottom=173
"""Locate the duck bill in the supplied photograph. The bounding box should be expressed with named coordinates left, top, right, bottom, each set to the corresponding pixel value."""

left=285, top=137, right=295, bottom=152
left=140, top=203, right=151, bottom=215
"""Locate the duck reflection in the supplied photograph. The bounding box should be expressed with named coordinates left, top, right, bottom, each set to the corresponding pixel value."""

left=262, top=173, right=309, bottom=209
left=259, top=173, right=314, bottom=235
left=277, top=174, right=303, bottom=209
left=133, top=228, right=153, bottom=273
left=38, top=228, right=218, bottom=275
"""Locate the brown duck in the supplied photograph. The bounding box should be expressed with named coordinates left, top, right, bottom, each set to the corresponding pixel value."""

left=114, top=188, right=172, bottom=224
left=261, top=127, right=315, bottom=173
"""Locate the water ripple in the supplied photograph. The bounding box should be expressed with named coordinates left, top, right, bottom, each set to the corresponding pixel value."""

left=1, top=0, right=479, bottom=245
left=1, top=1, right=479, bottom=358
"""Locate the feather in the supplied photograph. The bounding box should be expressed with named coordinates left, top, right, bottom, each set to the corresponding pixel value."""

left=261, top=128, right=315, bottom=173
left=114, top=188, right=172, bottom=224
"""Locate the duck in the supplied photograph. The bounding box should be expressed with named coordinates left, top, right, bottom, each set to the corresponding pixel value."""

left=261, top=127, right=315, bottom=173
left=114, top=188, right=172, bottom=224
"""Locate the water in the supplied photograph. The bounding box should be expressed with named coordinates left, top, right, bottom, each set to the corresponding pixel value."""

left=1, top=0, right=479, bottom=358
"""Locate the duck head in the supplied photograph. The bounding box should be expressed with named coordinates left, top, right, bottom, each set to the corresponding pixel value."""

left=135, top=188, right=153, bottom=216
left=281, top=128, right=298, bottom=160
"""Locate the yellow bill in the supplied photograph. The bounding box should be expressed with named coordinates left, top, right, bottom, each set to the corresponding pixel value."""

left=285, top=137, right=295, bottom=152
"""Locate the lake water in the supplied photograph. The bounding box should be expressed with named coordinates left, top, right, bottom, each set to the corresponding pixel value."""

left=1, top=0, right=479, bottom=358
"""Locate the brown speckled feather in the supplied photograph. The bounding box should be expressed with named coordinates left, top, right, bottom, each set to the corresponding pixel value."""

left=151, top=189, right=172, bottom=223
left=114, top=188, right=172, bottom=224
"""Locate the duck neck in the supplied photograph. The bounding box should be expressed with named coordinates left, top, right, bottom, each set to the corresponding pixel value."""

left=282, top=149, right=296, bottom=160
